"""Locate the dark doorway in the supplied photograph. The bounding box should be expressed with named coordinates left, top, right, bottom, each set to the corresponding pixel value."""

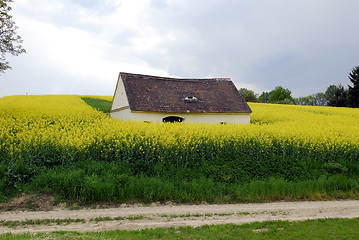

left=162, top=116, right=184, bottom=123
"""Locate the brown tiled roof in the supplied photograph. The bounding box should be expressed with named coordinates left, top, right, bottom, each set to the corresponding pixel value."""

left=120, top=72, right=252, bottom=113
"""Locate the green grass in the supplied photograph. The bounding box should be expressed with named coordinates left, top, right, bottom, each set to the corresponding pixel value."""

left=0, top=218, right=86, bottom=228
left=2, top=218, right=359, bottom=239
left=29, top=164, right=359, bottom=203
left=81, top=97, right=112, bottom=113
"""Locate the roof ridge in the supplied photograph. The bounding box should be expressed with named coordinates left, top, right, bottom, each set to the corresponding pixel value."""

left=119, top=72, right=252, bottom=113
left=120, top=72, right=230, bottom=82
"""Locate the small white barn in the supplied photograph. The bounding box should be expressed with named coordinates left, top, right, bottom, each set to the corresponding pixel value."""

left=110, top=72, right=252, bottom=124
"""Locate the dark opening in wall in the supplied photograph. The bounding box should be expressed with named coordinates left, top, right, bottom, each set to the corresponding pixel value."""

left=162, top=116, right=184, bottom=123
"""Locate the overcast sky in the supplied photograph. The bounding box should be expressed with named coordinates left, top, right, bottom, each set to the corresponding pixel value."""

left=1, top=0, right=359, bottom=98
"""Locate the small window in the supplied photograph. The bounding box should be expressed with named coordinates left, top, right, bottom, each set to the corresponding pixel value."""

left=185, top=95, right=198, bottom=101
left=184, top=94, right=199, bottom=102
left=162, top=116, right=184, bottom=123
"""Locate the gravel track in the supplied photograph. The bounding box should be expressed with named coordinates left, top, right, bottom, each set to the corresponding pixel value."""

left=1, top=200, right=359, bottom=234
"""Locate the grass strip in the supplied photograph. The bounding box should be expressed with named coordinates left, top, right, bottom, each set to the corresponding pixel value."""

left=91, top=215, right=146, bottom=223
left=1, top=218, right=359, bottom=239
left=81, top=97, right=112, bottom=113
left=0, top=218, right=85, bottom=228
left=0, top=211, right=292, bottom=229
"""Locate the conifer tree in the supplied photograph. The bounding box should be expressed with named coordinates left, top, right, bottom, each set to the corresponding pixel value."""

left=347, top=66, right=359, bottom=108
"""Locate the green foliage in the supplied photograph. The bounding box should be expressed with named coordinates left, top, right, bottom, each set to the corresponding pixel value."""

left=259, top=87, right=295, bottom=104
left=29, top=162, right=359, bottom=203
left=326, top=84, right=348, bottom=107
left=0, top=0, right=26, bottom=73
left=81, top=97, right=112, bottom=113
left=347, top=65, right=359, bottom=108
left=295, top=93, right=327, bottom=106
left=239, top=88, right=258, bottom=102
left=21, top=138, right=359, bottom=203
left=1, top=128, right=359, bottom=203
left=268, top=86, right=294, bottom=104
left=258, top=92, right=270, bottom=103
left=323, top=161, right=348, bottom=175
left=325, top=85, right=338, bottom=101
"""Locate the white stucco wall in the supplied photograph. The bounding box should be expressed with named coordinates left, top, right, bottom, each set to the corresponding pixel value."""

left=111, top=108, right=250, bottom=124
left=111, top=75, right=129, bottom=111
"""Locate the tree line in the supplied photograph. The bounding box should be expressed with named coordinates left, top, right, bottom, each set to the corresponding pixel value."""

left=239, top=66, right=359, bottom=108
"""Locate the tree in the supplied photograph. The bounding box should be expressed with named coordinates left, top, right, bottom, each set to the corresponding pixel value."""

left=268, top=86, right=294, bottom=104
left=295, top=96, right=311, bottom=105
left=295, top=93, right=327, bottom=106
left=312, top=92, right=327, bottom=106
left=0, top=0, right=25, bottom=73
left=347, top=65, right=359, bottom=108
left=326, top=84, right=348, bottom=107
left=239, top=88, right=258, bottom=102
left=258, top=92, right=270, bottom=103
left=324, top=85, right=338, bottom=104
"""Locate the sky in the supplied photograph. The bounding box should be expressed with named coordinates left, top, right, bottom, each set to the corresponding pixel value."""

left=1, top=0, right=359, bottom=98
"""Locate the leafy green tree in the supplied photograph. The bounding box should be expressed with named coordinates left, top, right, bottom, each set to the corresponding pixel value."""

left=325, top=85, right=338, bottom=103
left=295, top=93, right=327, bottom=106
left=312, top=92, right=327, bottom=106
left=258, top=92, right=270, bottom=103
left=295, top=96, right=311, bottom=105
left=0, top=0, right=25, bottom=73
left=239, top=88, right=258, bottom=102
left=268, top=86, right=294, bottom=104
left=327, top=84, right=348, bottom=107
left=347, top=66, right=359, bottom=108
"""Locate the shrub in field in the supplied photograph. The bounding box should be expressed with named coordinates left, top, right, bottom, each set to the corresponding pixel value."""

left=0, top=95, right=359, bottom=202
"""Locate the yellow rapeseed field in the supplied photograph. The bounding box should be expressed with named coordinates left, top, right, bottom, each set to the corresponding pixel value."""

left=0, top=94, right=358, bottom=164
left=1, top=94, right=359, bottom=202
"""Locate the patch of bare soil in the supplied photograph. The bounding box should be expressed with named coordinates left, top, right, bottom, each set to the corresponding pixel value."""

left=0, top=196, right=359, bottom=234
left=0, top=193, right=63, bottom=212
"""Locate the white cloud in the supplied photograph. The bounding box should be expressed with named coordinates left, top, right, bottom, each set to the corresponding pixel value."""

left=2, top=0, right=169, bottom=96
left=2, top=0, right=359, bottom=98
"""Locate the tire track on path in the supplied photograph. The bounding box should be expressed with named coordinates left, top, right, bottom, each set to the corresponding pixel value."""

left=1, top=200, right=358, bottom=234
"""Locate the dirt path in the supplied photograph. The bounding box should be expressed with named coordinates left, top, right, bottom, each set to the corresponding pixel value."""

left=1, top=200, right=359, bottom=234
